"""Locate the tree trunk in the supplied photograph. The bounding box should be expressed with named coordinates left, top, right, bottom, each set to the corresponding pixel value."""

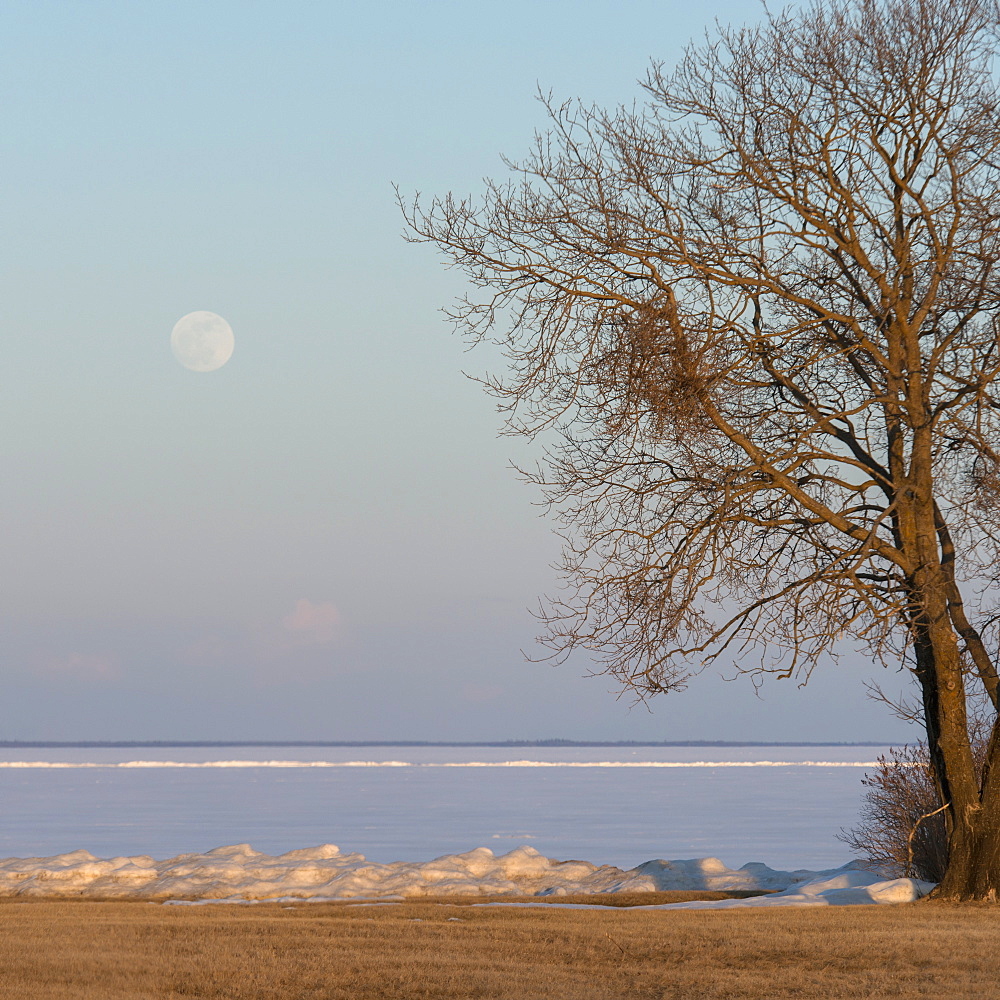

left=934, top=708, right=1000, bottom=899
left=935, top=811, right=1000, bottom=900
left=908, top=553, right=997, bottom=897
left=896, top=425, right=1000, bottom=898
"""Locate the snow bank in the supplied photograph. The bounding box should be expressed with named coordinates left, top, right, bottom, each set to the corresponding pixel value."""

left=644, top=869, right=935, bottom=908
left=0, top=844, right=933, bottom=905
left=508, top=869, right=933, bottom=909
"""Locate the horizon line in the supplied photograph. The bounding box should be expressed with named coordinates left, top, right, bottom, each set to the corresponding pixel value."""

left=0, top=739, right=898, bottom=748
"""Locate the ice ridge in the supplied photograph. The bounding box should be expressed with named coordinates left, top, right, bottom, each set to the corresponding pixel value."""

left=0, top=844, right=933, bottom=906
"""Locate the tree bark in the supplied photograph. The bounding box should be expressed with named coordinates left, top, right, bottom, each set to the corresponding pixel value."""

left=936, top=806, right=1000, bottom=900
left=903, top=423, right=998, bottom=896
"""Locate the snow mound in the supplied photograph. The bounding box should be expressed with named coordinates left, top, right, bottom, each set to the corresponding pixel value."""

left=639, top=869, right=936, bottom=909
left=0, top=844, right=934, bottom=905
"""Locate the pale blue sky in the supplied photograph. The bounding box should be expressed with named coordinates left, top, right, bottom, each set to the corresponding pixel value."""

left=0, top=0, right=911, bottom=741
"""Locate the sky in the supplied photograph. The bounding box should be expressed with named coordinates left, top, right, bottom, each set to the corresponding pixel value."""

left=0, top=0, right=913, bottom=743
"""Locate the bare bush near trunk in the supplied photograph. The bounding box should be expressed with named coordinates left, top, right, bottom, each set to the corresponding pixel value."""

left=844, top=718, right=990, bottom=881
left=407, top=0, right=1000, bottom=899
left=841, top=744, right=949, bottom=882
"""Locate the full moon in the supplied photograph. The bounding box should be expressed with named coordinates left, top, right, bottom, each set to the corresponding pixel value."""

left=170, top=311, right=235, bottom=372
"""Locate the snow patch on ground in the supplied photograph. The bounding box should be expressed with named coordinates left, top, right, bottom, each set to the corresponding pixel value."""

left=481, top=869, right=934, bottom=909
left=0, top=844, right=933, bottom=905
left=652, top=869, right=936, bottom=907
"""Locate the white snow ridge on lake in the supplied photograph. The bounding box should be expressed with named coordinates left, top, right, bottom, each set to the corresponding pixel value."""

left=0, top=759, right=883, bottom=768
left=0, top=843, right=933, bottom=908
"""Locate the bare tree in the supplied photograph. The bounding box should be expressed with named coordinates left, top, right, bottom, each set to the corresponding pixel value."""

left=406, top=0, right=1000, bottom=900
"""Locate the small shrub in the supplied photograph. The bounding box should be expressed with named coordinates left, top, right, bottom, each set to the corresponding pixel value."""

left=840, top=743, right=948, bottom=882
left=841, top=733, right=988, bottom=883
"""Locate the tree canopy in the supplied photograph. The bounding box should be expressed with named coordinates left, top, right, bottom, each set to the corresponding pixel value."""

left=407, top=0, right=1000, bottom=899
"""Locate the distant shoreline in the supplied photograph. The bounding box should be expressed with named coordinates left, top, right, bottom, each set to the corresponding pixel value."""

left=0, top=739, right=893, bottom=748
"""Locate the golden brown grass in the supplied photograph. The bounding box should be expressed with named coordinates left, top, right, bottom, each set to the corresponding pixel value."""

left=0, top=895, right=996, bottom=999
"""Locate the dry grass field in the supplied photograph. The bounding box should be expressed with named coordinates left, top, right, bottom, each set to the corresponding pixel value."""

left=0, top=894, right=996, bottom=999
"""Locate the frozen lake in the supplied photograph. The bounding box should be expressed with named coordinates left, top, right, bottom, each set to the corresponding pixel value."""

left=0, top=744, right=890, bottom=870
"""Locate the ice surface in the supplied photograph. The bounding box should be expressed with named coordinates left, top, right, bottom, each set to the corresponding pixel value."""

left=0, top=745, right=925, bottom=906
left=0, top=843, right=933, bottom=905
left=0, top=745, right=894, bottom=869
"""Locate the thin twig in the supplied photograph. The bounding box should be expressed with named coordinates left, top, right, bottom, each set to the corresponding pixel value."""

left=907, top=803, right=950, bottom=878
left=605, top=932, right=631, bottom=958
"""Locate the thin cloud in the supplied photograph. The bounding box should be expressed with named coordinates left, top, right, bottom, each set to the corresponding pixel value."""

left=281, top=599, right=341, bottom=645
left=41, top=652, right=119, bottom=681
